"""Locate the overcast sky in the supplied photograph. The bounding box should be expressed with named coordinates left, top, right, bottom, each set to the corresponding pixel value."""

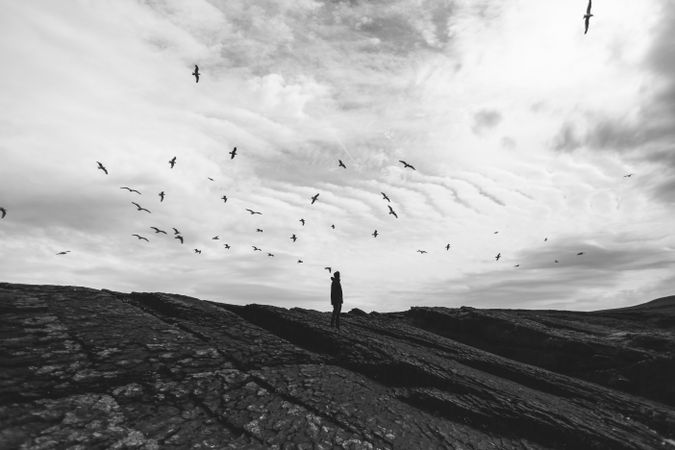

left=1, top=0, right=674, bottom=312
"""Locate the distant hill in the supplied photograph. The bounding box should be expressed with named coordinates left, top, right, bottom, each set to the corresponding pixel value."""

left=1, top=282, right=674, bottom=449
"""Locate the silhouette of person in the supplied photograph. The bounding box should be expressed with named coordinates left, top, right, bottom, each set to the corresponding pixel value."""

left=330, top=271, right=343, bottom=330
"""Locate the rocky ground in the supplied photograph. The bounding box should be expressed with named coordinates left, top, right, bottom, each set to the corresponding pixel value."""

left=1, top=282, right=674, bottom=449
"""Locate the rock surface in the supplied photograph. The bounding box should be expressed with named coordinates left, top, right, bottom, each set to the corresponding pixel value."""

left=1, top=282, right=674, bottom=449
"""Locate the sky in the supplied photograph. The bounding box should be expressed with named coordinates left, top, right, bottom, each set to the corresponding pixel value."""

left=1, top=0, right=674, bottom=312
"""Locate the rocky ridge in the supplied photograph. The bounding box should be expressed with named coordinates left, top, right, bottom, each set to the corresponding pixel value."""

left=1, top=282, right=674, bottom=449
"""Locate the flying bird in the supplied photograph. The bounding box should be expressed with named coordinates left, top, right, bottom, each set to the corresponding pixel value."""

left=221, top=195, right=228, bottom=203
left=212, top=236, right=219, bottom=240
left=387, top=205, right=398, bottom=219
left=495, top=253, right=501, bottom=261
left=290, top=234, right=297, bottom=242
left=267, top=253, right=275, bottom=257
left=555, top=259, right=559, bottom=264
left=175, top=235, right=184, bottom=244
left=120, top=187, right=141, bottom=194
left=299, top=219, right=305, bottom=226
left=246, top=208, right=262, bottom=215
left=372, top=230, right=378, bottom=238
left=624, top=173, right=633, bottom=178
left=310, top=193, right=320, bottom=204
left=446, top=244, right=451, bottom=251
left=0, top=207, right=5, bottom=219
left=417, top=250, right=427, bottom=254
left=256, top=229, right=263, bottom=233
left=159, top=191, right=165, bottom=202
left=494, top=231, right=499, bottom=235
left=194, top=249, right=202, bottom=254
left=514, top=264, right=520, bottom=268
left=577, top=252, right=584, bottom=256
left=207, top=177, right=214, bottom=182
left=252, top=246, right=262, bottom=252
left=150, top=227, right=167, bottom=234
left=56, top=251, right=70, bottom=255
left=330, top=224, right=335, bottom=229
left=297, top=260, right=303, bottom=264
left=173, top=227, right=180, bottom=235
left=132, top=234, right=149, bottom=242
left=399, top=160, right=416, bottom=170
left=192, top=65, right=200, bottom=83
left=324, top=267, right=332, bottom=273
left=583, top=0, right=593, bottom=34
left=96, top=161, right=108, bottom=175
left=544, top=237, right=548, bottom=242
left=338, top=160, right=346, bottom=169
left=229, top=147, right=237, bottom=159
left=381, top=192, right=390, bottom=202
left=169, top=156, right=176, bottom=169
left=131, top=202, right=151, bottom=213
left=224, top=244, right=230, bottom=249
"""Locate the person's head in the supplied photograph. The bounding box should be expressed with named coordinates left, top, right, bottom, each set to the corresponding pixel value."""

left=333, top=271, right=340, bottom=281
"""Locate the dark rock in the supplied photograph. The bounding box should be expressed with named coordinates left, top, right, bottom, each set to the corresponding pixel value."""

left=348, top=308, right=368, bottom=316
left=1, top=282, right=674, bottom=449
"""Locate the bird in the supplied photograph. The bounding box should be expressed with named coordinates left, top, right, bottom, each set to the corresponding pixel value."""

left=173, top=227, right=180, bottom=235
left=159, top=191, right=165, bottom=202
left=246, top=208, right=262, bottom=215
left=267, top=253, right=275, bottom=257
left=150, top=227, right=167, bottom=234
left=577, top=252, right=584, bottom=256
left=131, top=202, right=151, bottom=213
left=387, top=205, right=398, bottom=219
left=252, top=246, right=261, bottom=252
left=192, top=65, right=200, bottom=83
left=310, top=193, right=320, bottom=204
left=338, top=159, right=346, bottom=169
left=56, top=251, right=70, bottom=255
left=229, top=147, right=237, bottom=159
left=0, top=207, right=5, bottom=219
left=297, top=259, right=304, bottom=264
left=445, top=244, right=451, bottom=251
left=212, top=236, right=219, bottom=240
left=544, top=237, right=548, bottom=242
left=555, top=259, right=559, bottom=264
left=624, top=173, right=633, bottom=178
left=175, top=235, right=184, bottom=244
left=299, top=219, right=305, bottom=226
left=583, top=0, right=593, bottom=34
left=494, top=231, right=499, bottom=235
left=221, top=195, right=228, bottom=203
left=207, top=177, right=214, bottom=182
left=224, top=244, right=230, bottom=249
left=290, top=234, right=297, bottom=242
left=514, top=264, right=520, bottom=268
left=169, top=156, right=176, bottom=169
left=256, top=229, right=263, bottom=233
left=324, top=267, right=332, bottom=273
left=495, top=253, right=501, bottom=261
left=96, top=161, right=108, bottom=175
left=399, top=160, right=416, bottom=170
left=132, top=234, right=149, bottom=242
left=330, top=224, right=335, bottom=229
left=120, top=186, right=141, bottom=194
left=417, top=250, right=427, bottom=254
left=372, top=230, right=378, bottom=238
left=194, top=248, right=202, bottom=254
left=381, top=192, right=390, bottom=202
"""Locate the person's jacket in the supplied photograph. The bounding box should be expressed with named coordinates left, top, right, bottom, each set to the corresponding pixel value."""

left=331, top=278, right=343, bottom=305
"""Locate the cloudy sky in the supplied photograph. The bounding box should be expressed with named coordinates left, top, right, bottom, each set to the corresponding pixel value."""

left=1, top=0, right=674, bottom=312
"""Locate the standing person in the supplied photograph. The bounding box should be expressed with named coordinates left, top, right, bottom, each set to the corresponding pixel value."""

left=330, top=271, right=343, bottom=330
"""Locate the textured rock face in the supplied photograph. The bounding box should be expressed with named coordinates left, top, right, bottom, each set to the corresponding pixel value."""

left=0, top=283, right=674, bottom=449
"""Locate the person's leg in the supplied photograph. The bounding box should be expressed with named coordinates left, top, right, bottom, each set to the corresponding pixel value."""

left=330, top=306, right=336, bottom=327
left=336, top=303, right=342, bottom=329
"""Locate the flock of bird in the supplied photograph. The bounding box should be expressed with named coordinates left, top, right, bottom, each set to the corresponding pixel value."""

left=0, top=1, right=605, bottom=272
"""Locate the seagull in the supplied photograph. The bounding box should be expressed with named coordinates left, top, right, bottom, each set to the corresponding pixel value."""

left=131, top=202, right=151, bottom=213
left=338, top=159, right=346, bottom=169
left=175, top=235, right=184, bottom=244
left=194, top=248, right=202, bottom=254
left=252, top=246, right=262, bottom=252
left=207, top=177, right=215, bottom=182
left=310, top=193, right=320, bottom=204
left=159, top=191, right=165, bottom=202
left=56, top=251, right=70, bottom=255
left=212, top=236, right=219, bottom=240
left=324, top=266, right=332, bottom=273
left=495, top=253, right=501, bottom=261
left=555, top=259, right=559, bottom=264
left=256, top=229, right=263, bottom=233
left=0, top=207, right=5, bottom=219
left=494, top=231, right=499, bottom=235
left=583, top=0, right=593, bottom=35
left=246, top=208, right=262, bottom=215
left=445, top=243, right=451, bottom=251
left=132, top=234, right=149, bottom=242
left=372, top=230, right=378, bottom=238
left=399, top=160, right=416, bottom=170
left=514, top=264, right=520, bottom=268
left=173, top=227, right=180, bottom=235
left=150, top=227, right=167, bottom=234
left=381, top=192, right=390, bottom=202
left=577, top=252, right=584, bottom=256
left=624, top=173, right=633, bottom=178
left=192, top=65, right=200, bottom=83
left=387, top=205, right=398, bottom=219
left=544, top=237, right=548, bottom=242
left=267, top=253, right=275, bottom=257
left=297, top=259, right=304, bottom=264
left=224, top=243, right=230, bottom=249
left=290, top=234, right=297, bottom=242
left=120, top=187, right=141, bottom=194
left=169, top=156, right=176, bottom=169
left=299, top=219, right=305, bottom=226
left=96, top=161, right=108, bottom=175
left=221, top=195, right=228, bottom=203
left=229, top=147, right=237, bottom=159
left=331, top=224, right=335, bottom=229
left=417, top=250, right=427, bottom=254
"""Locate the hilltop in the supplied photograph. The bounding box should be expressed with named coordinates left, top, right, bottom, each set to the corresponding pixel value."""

left=1, top=282, right=674, bottom=449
